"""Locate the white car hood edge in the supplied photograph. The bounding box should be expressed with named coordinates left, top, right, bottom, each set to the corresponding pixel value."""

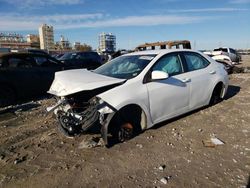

left=48, top=69, right=126, bottom=97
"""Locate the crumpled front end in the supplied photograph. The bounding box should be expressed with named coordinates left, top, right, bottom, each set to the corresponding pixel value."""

left=47, top=92, right=117, bottom=145
left=46, top=69, right=126, bottom=144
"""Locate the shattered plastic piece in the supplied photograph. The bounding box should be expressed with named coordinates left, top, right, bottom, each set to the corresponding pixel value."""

left=211, top=138, right=224, bottom=145
left=0, top=154, right=5, bottom=160
left=160, top=177, right=168, bottom=184
left=136, top=144, right=143, bottom=148
left=14, top=156, right=26, bottom=164
left=203, top=137, right=225, bottom=147
left=158, top=165, right=166, bottom=171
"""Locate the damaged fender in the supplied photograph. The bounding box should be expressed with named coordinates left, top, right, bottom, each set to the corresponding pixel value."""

left=97, top=100, right=117, bottom=146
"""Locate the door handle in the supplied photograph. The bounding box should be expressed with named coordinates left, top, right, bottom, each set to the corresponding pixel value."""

left=209, top=70, right=216, bottom=74
left=181, top=78, right=191, bottom=83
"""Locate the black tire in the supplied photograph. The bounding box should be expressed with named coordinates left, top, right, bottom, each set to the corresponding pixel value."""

left=110, top=106, right=142, bottom=143
left=0, top=86, right=16, bottom=107
left=209, top=86, right=222, bottom=105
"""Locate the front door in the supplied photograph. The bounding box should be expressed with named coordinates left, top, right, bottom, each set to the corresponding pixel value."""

left=146, top=53, right=190, bottom=124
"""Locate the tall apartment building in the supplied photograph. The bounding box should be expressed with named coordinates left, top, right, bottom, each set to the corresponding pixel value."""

left=39, top=24, right=54, bottom=50
left=98, top=32, right=116, bottom=54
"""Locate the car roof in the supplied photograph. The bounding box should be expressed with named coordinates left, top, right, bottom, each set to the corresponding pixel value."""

left=0, top=52, right=49, bottom=57
left=124, top=49, right=197, bottom=56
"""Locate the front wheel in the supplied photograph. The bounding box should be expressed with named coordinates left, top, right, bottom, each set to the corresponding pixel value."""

left=110, top=106, right=142, bottom=143
left=0, top=86, right=16, bottom=107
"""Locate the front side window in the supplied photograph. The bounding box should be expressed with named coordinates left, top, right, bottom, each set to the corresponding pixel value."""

left=184, top=53, right=210, bottom=71
left=94, top=55, right=156, bottom=79
left=152, top=54, right=183, bottom=76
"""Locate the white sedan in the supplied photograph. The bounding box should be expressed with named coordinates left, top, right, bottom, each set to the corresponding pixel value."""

left=47, top=49, right=228, bottom=146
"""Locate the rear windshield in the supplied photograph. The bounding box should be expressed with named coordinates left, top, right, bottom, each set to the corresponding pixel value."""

left=214, top=48, right=228, bottom=53
left=59, top=52, right=77, bottom=60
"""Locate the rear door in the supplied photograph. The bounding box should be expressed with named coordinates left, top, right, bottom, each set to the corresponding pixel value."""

left=181, top=52, right=214, bottom=110
left=2, top=55, right=41, bottom=98
left=146, top=52, right=190, bottom=124
left=33, top=55, right=63, bottom=92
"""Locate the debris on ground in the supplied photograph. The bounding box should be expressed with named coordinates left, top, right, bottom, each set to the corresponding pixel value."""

left=158, top=165, right=166, bottom=171
left=136, top=144, right=143, bottom=148
left=14, top=156, right=26, bottom=164
left=232, top=66, right=250, bottom=74
left=160, top=176, right=172, bottom=184
left=78, top=137, right=105, bottom=149
left=203, top=137, right=225, bottom=147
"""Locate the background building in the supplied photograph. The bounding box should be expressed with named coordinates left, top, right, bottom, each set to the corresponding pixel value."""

left=26, top=34, right=40, bottom=48
left=0, top=33, right=33, bottom=49
left=98, top=32, right=116, bottom=54
left=54, top=35, right=71, bottom=50
left=39, top=24, right=54, bottom=50
left=73, top=42, right=81, bottom=50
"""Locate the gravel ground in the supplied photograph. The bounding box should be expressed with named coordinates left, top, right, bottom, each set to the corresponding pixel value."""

left=0, top=56, right=250, bottom=188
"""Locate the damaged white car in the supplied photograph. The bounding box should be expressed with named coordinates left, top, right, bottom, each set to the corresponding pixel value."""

left=47, top=49, right=228, bottom=146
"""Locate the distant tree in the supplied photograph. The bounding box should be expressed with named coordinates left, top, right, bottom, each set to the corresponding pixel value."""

left=76, top=43, right=92, bottom=51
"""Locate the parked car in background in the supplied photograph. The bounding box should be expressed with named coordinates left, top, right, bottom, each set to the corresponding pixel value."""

left=26, top=48, right=48, bottom=55
left=0, top=47, right=11, bottom=54
left=47, top=49, right=228, bottom=146
left=52, top=53, right=65, bottom=60
left=0, top=53, right=64, bottom=107
left=202, top=51, right=234, bottom=74
left=58, top=51, right=102, bottom=69
left=213, top=47, right=241, bottom=63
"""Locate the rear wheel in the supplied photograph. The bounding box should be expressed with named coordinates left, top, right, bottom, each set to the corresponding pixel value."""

left=209, top=84, right=223, bottom=105
left=0, top=86, right=16, bottom=107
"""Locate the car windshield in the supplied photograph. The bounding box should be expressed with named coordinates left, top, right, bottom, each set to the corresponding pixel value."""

left=58, top=52, right=77, bottom=60
left=94, top=54, right=156, bottom=79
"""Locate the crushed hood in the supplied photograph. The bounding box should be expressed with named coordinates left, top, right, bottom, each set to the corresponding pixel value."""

left=48, top=69, right=125, bottom=97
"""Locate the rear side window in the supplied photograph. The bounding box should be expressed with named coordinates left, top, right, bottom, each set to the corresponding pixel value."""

left=153, top=54, right=183, bottom=76
left=229, top=48, right=236, bottom=54
left=87, top=52, right=99, bottom=60
left=8, top=57, right=33, bottom=68
left=184, top=53, right=210, bottom=71
left=76, top=53, right=86, bottom=60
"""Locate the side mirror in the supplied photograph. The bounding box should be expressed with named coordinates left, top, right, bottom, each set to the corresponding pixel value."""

left=151, top=70, right=169, bottom=80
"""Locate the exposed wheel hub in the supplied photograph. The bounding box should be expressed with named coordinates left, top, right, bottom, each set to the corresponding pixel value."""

left=118, top=123, right=134, bottom=142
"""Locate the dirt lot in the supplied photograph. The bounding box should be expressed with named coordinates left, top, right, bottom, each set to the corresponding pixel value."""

left=0, top=56, right=250, bottom=188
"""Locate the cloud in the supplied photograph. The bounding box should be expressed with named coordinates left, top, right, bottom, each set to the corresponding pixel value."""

left=0, top=13, right=103, bottom=31
left=0, top=14, right=211, bottom=31
left=168, top=8, right=249, bottom=13
left=230, top=0, right=250, bottom=3
left=59, top=15, right=207, bottom=29
left=0, top=0, right=83, bottom=9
